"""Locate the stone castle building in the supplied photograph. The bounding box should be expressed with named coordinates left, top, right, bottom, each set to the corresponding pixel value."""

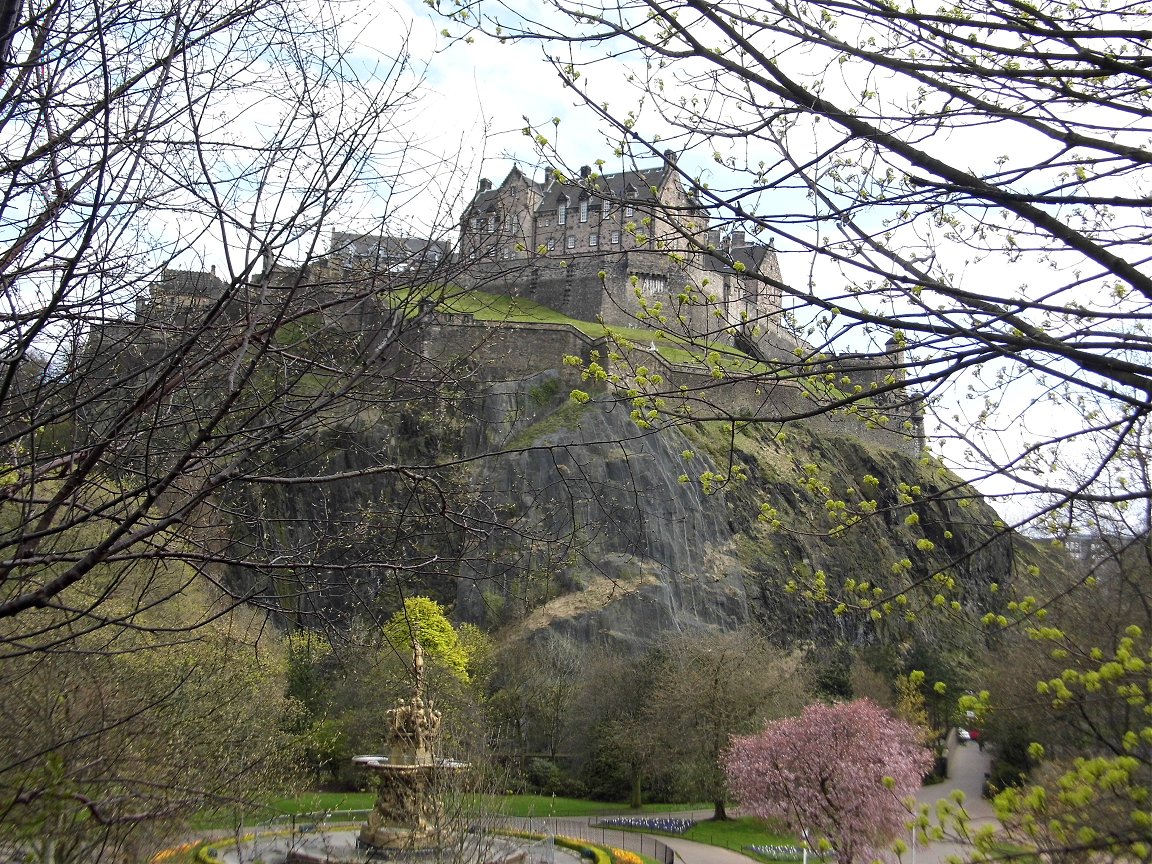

left=458, top=153, right=804, bottom=361
left=104, top=157, right=920, bottom=450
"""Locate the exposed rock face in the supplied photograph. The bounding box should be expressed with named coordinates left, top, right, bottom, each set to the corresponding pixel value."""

left=213, top=363, right=1015, bottom=650
left=456, top=388, right=750, bottom=651
left=453, top=374, right=1017, bottom=652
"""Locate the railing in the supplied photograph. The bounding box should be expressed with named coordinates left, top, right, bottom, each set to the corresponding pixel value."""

left=582, top=825, right=677, bottom=864
left=252, top=809, right=679, bottom=864
left=262, top=808, right=373, bottom=831
left=517, top=818, right=677, bottom=864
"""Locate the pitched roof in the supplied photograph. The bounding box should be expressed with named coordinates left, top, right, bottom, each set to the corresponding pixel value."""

left=329, top=232, right=450, bottom=261
left=468, top=165, right=546, bottom=214
left=156, top=269, right=228, bottom=297
left=539, top=166, right=670, bottom=211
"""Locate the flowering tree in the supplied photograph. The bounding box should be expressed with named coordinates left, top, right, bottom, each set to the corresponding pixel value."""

left=724, top=699, right=933, bottom=864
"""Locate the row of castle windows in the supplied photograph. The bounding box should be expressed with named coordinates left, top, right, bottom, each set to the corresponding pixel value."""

left=557, top=199, right=634, bottom=226
left=472, top=202, right=637, bottom=234
left=494, top=230, right=624, bottom=258
left=556, top=231, right=621, bottom=250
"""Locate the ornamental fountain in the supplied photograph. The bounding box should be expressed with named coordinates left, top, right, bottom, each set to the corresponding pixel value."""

left=226, top=641, right=555, bottom=864
left=352, top=642, right=468, bottom=854
left=283, top=642, right=472, bottom=864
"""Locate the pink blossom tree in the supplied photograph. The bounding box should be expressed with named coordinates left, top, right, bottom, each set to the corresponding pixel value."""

left=724, top=699, right=934, bottom=864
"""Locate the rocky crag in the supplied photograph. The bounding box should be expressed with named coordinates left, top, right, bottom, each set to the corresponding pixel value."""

left=450, top=368, right=1016, bottom=653
left=85, top=280, right=1017, bottom=649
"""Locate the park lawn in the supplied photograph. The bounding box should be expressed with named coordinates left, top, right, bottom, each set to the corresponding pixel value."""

left=681, top=816, right=795, bottom=849
left=256, top=792, right=705, bottom=821
left=266, top=790, right=376, bottom=816
left=484, top=795, right=705, bottom=818
left=617, top=816, right=800, bottom=862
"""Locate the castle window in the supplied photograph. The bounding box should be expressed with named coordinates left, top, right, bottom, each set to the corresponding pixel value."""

left=487, top=214, right=496, bottom=233
left=566, top=235, right=576, bottom=250
left=610, top=230, right=621, bottom=245
left=558, top=197, right=568, bottom=225
left=547, top=238, right=556, bottom=251
left=589, top=233, right=599, bottom=247
left=642, top=274, right=666, bottom=294
left=472, top=216, right=484, bottom=231
left=601, top=199, right=610, bottom=217
left=624, top=203, right=635, bottom=217
left=579, top=199, right=589, bottom=223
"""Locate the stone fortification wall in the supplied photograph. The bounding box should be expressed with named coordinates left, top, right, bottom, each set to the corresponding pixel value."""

left=411, top=314, right=923, bottom=455
left=604, top=349, right=923, bottom=456
left=464, top=249, right=715, bottom=334
left=412, top=313, right=607, bottom=388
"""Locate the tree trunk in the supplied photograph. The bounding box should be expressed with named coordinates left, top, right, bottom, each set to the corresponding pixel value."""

left=713, top=799, right=728, bottom=821
left=629, top=767, right=643, bottom=809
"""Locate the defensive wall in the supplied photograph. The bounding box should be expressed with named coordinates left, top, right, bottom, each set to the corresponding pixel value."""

left=107, top=271, right=924, bottom=457
left=465, top=246, right=777, bottom=339
left=411, top=312, right=924, bottom=456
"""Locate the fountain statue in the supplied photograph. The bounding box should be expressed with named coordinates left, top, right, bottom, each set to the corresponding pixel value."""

left=353, top=642, right=468, bottom=853
left=242, top=640, right=537, bottom=864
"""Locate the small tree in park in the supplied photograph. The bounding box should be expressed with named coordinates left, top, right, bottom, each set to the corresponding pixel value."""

left=724, top=699, right=933, bottom=864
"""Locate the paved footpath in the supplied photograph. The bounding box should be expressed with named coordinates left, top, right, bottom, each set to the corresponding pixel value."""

left=512, top=817, right=761, bottom=864
left=907, top=730, right=995, bottom=864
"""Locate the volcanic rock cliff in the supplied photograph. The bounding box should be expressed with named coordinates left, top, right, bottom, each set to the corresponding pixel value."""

left=448, top=369, right=1017, bottom=652
left=203, top=344, right=1017, bottom=651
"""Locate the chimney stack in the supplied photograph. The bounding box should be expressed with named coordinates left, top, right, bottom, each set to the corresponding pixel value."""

left=580, top=165, right=591, bottom=179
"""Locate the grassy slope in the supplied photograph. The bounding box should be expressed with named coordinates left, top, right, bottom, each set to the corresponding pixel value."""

left=439, top=289, right=768, bottom=372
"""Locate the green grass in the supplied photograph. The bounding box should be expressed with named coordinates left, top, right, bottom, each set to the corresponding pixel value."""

left=609, top=815, right=801, bottom=862
left=436, top=288, right=769, bottom=372
left=681, top=816, right=795, bottom=850
left=390, top=285, right=801, bottom=380
left=444, top=288, right=678, bottom=346
left=264, top=791, right=376, bottom=817
left=187, top=792, right=374, bottom=829
left=252, top=792, right=704, bottom=822
left=187, top=796, right=797, bottom=863
left=481, top=795, right=705, bottom=818
left=506, top=396, right=592, bottom=449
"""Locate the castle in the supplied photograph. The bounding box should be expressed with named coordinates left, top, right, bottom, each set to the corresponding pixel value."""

left=458, top=153, right=806, bottom=362
left=105, top=154, right=922, bottom=452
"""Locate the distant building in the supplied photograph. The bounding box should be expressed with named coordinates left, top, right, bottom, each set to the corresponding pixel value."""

left=327, top=232, right=450, bottom=275
left=138, top=230, right=451, bottom=326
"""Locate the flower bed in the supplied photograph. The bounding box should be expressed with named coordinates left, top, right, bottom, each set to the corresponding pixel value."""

left=610, top=847, right=645, bottom=864
left=746, top=845, right=834, bottom=862
left=597, top=817, right=695, bottom=835
left=555, top=834, right=613, bottom=864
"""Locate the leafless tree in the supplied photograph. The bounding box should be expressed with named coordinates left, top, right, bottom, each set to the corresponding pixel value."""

left=442, top=0, right=1152, bottom=532
left=0, top=0, right=517, bottom=854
